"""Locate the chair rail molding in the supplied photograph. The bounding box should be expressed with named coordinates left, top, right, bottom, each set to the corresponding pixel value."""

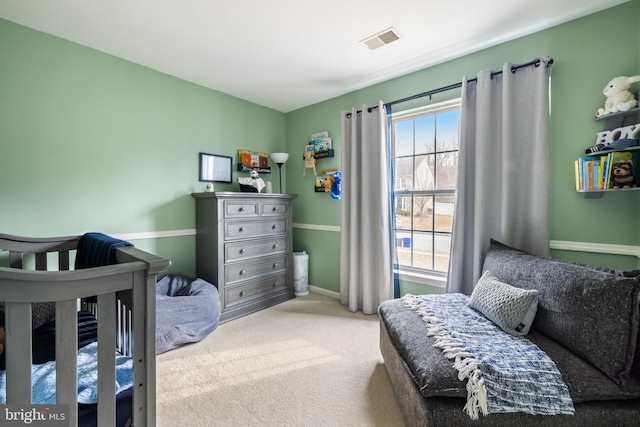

left=292, top=223, right=341, bottom=232
left=550, top=240, right=640, bottom=259
left=16, top=230, right=633, bottom=260
left=112, top=229, right=196, bottom=241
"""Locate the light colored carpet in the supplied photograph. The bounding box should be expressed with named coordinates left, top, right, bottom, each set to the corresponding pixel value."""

left=156, top=292, right=405, bottom=427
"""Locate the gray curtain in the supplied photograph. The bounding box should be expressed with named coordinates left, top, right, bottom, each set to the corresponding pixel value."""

left=340, top=101, right=393, bottom=314
left=447, top=57, right=553, bottom=295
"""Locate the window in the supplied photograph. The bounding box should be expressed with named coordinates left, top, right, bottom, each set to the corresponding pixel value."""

left=392, top=100, right=460, bottom=280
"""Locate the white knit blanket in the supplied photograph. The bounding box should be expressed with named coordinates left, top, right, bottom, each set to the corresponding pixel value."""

left=402, top=293, right=574, bottom=419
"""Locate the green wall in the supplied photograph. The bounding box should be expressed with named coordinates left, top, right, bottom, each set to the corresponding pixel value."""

left=2, top=3, right=639, bottom=295
left=285, top=1, right=640, bottom=295
left=0, top=18, right=286, bottom=275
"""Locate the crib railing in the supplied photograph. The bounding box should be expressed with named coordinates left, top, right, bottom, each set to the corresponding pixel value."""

left=0, top=233, right=170, bottom=427
left=83, top=291, right=134, bottom=357
left=1, top=234, right=80, bottom=271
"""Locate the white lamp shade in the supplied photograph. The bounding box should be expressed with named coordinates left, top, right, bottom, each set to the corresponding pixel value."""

left=270, top=152, right=289, bottom=164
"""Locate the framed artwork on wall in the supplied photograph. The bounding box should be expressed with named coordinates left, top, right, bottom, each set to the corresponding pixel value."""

left=199, top=152, right=233, bottom=183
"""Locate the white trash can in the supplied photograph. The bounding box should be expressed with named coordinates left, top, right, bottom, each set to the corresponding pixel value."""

left=293, top=251, right=309, bottom=296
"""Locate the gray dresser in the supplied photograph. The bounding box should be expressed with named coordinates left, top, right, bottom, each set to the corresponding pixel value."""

left=192, top=191, right=297, bottom=322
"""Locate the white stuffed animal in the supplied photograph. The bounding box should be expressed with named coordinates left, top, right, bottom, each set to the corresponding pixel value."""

left=596, top=75, right=640, bottom=117
left=237, top=169, right=266, bottom=192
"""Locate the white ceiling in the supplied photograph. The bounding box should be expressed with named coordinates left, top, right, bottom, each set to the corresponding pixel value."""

left=0, top=0, right=629, bottom=112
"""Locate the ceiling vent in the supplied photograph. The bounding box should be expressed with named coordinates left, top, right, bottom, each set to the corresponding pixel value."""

left=360, top=27, right=402, bottom=50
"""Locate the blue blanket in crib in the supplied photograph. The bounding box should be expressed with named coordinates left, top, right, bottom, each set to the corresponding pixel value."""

left=0, top=342, right=133, bottom=404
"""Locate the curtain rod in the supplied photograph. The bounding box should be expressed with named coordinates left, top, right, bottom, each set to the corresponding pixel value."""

left=346, top=57, right=553, bottom=117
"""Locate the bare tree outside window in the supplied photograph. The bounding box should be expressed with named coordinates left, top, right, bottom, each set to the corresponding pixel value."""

left=393, top=102, right=460, bottom=274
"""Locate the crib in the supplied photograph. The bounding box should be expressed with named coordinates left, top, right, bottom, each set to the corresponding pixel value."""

left=0, top=233, right=170, bottom=426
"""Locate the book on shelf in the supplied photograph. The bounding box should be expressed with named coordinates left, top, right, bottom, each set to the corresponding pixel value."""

left=311, top=131, right=329, bottom=141
left=575, top=151, right=639, bottom=191
left=576, top=156, right=601, bottom=190
left=310, top=130, right=332, bottom=155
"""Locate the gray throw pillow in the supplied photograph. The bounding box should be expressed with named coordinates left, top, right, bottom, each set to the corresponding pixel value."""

left=483, top=239, right=640, bottom=387
left=467, top=270, right=539, bottom=336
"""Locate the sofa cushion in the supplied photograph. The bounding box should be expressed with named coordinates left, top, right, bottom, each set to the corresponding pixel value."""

left=528, top=329, right=640, bottom=402
left=482, top=239, right=640, bottom=387
left=378, top=298, right=465, bottom=399
left=467, top=270, right=539, bottom=335
left=379, top=297, right=640, bottom=402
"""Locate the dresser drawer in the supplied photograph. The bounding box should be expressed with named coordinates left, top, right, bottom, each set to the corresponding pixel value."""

left=261, top=201, right=289, bottom=217
left=224, top=218, right=287, bottom=240
left=224, top=273, right=288, bottom=309
left=224, top=200, right=259, bottom=218
left=225, top=237, right=288, bottom=262
left=225, top=255, right=288, bottom=284
left=193, top=192, right=297, bottom=323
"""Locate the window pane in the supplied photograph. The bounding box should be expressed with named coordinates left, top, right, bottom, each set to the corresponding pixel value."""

left=435, top=152, right=457, bottom=190
left=395, top=157, right=413, bottom=191
left=414, top=155, right=434, bottom=190
left=434, top=233, right=452, bottom=272
left=415, top=116, right=434, bottom=155
left=413, top=196, right=433, bottom=231
left=395, top=121, right=414, bottom=156
left=395, top=196, right=411, bottom=225
left=394, top=230, right=412, bottom=267
left=434, top=195, right=454, bottom=232
left=436, top=110, right=460, bottom=151
left=392, top=101, right=459, bottom=276
left=413, top=231, right=433, bottom=270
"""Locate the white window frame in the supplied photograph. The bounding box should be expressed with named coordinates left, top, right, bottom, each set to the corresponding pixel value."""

left=392, top=98, right=461, bottom=288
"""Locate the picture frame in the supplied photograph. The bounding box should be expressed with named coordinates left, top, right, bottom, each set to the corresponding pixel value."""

left=199, top=152, right=233, bottom=183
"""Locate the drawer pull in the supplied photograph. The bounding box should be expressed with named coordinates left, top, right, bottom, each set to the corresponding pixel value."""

left=239, top=270, right=246, bottom=276
left=272, top=282, right=278, bottom=288
left=239, top=227, right=246, bottom=232
left=272, top=206, right=278, bottom=212
left=272, top=243, right=278, bottom=249
left=272, top=224, right=278, bottom=230
left=239, top=291, right=246, bottom=297
left=239, top=207, right=245, bottom=212
left=272, top=263, right=279, bottom=268
left=239, top=248, right=245, bottom=254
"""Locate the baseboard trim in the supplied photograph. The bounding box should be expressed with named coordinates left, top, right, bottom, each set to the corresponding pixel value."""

left=550, top=240, right=640, bottom=259
left=309, top=285, right=340, bottom=299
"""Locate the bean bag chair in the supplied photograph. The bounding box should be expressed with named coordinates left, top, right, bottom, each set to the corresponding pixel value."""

left=156, top=274, right=221, bottom=354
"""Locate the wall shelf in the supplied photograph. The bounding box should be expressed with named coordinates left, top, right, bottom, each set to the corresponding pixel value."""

left=578, top=187, right=640, bottom=198
left=302, top=149, right=334, bottom=160
left=577, top=103, right=640, bottom=197
left=237, top=164, right=271, bottom=173
left=594, top=107, right=639, bottom=121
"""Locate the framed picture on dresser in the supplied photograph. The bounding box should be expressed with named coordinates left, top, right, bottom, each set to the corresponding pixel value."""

left=199, top=152, right=233, bottom=183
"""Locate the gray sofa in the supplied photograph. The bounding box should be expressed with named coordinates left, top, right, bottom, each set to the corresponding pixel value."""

left=379, top=240, right=640, bottom=426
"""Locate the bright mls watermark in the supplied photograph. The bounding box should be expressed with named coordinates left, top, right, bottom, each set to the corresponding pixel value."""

left=0, top=405, right=68, bottom=426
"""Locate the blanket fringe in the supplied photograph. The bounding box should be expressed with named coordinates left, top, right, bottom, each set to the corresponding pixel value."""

left=403, top=294, right=489, bottom=419
left=463, top=370, right=488, bottom=420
